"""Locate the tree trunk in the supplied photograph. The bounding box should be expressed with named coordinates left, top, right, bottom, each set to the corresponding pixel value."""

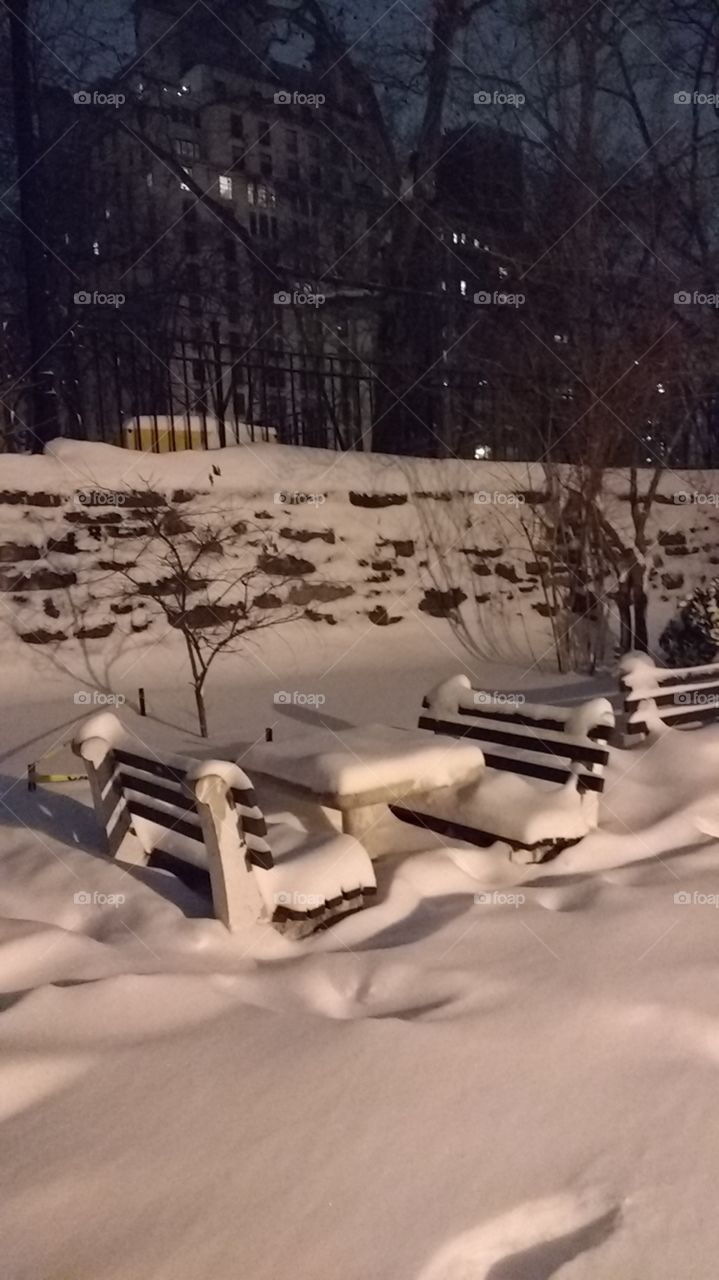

left=630, top=565, right=649, bottom=652
left=194, top=683, right=208, bottom=738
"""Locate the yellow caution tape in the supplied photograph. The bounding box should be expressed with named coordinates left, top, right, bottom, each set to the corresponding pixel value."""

left=34, top=773, right=86, bottom=783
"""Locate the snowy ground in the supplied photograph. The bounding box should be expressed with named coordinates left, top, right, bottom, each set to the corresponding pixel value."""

left=2, top=618, right=719, bottom=1278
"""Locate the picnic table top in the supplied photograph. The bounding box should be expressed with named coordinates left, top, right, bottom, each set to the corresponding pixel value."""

left=244, top=722, right=485, bottom=811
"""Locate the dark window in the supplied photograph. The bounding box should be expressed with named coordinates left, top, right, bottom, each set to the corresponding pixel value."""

left=174, top=138, right=200, bottom=160
left=184, top=231, right=198, bottom=254
left=231, top=113, right=243, bottom=138
left=271, top=217, right=279, bottom=240
left=223, top=239, right=236, bottom=262
left=227, top=302, right=239, bottom=323
left=249, top=211, right=257, bottom=235
left=287, top=160, right=300, bottom=181
left=226, top=270, right=239, bottom=292
left=309, top=135, right=320, bottom=158
left=286, top=130, right=299, bottom=152
left=310, top=166, right=321, bottom=186
left=258, top=212, right=269, bottom=238
left=258, top=119, right=271, bottom=145
left=260, top=154, right=273, bottom=177
left=232, top=149, right=245, bottom=169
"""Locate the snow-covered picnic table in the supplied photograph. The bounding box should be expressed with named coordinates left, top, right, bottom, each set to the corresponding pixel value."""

left=244, top=723, right=485, bottom=850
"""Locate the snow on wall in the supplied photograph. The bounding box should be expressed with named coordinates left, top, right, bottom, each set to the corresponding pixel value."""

left=0, top=439, right=717, bottom=663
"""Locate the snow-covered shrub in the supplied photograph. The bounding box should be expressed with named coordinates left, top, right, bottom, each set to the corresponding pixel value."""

left=660, top=578, right=719, bottom=667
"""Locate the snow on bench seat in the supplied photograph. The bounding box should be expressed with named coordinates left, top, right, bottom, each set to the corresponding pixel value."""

left=389, top=676, right=614, bottom=859
left=392, top=769, right=592, bottom=848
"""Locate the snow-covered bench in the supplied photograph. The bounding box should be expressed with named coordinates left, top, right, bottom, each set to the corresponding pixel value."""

left=619, top=652, right=719, bottom=740
left=389, top=675, right=615, bottom=861
left=72, top=712, right=376, bottom=936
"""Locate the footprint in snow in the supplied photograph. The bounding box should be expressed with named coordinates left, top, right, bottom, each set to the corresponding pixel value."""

left=296, top=960, right=468, bottom=1022
left=416, top=1190, right=621, bottom=1280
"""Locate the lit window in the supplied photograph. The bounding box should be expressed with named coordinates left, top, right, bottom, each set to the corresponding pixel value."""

left=219, top=175, right=233, bottom=199
left=498, top=265, right=508, bottom=278
left=146, top=172, right=154, bottom=190
left=92, top=240, right=100, bottom=256
left=452, top=231, right=459, bottom=244
left=460, top=279, right=467, bottom=296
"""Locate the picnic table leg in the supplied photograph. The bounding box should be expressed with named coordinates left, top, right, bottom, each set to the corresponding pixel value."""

left=341, top=803, right=386, bottom=858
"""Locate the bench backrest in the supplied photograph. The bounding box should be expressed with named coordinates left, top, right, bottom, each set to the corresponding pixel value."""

left=72, top=712, right=274, bottom=928
left=619, top=652, right=719, bottom=736
left=420, top=675, right=614, bottom=794
left=113, top=745, right=272, bottom=867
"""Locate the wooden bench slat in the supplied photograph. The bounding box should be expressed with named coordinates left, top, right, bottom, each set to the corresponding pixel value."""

left=389, top=803, right=551, bottom=852
left=628, top=704, right=719, bottom=731
left=421, top=694, right=571, bottom=733
left=625, top=685, right=719, bottom=709
left=620, top=655, right=719, bottom=739
left=115, top=747, right=186, bottom=785
left=119, top=770, right=196, bottom=812
left=479, top=749, right=603, bottom=791
left=127, top=798, right=204, bottom=844
left=148, top=849, right=210, bottom=894
left=418, top=714, right=609, bottom=767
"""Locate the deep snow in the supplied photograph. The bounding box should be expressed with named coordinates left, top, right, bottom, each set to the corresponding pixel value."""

left=1, top=443, right=719, bottom=1277
left=2, top=616, right=719, bottom=1279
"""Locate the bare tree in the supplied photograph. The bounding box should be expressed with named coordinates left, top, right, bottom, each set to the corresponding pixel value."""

left=110, top=488, right=299, bottom=736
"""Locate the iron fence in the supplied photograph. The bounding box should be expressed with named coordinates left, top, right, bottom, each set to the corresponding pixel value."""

left=3, top=323, right=719, bottom=465
left=53, top=326, right=528, bottom=459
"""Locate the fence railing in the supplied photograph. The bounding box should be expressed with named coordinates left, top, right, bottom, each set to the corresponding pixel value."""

left=3, top=324, right=719, bottom=464
left=54, top=327, right=529, bottom=459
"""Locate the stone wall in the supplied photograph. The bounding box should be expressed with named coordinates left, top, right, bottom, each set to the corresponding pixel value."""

left=0, top=442, right=717, bottom=659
